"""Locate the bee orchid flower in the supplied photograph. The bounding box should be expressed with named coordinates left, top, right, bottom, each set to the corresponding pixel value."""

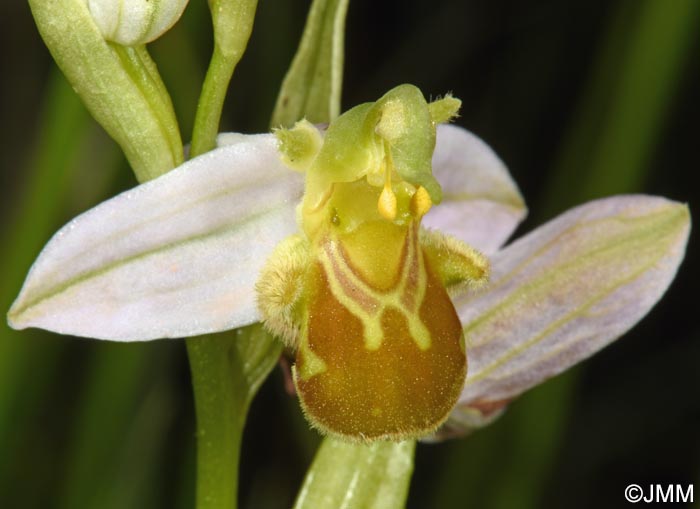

left=7, top=85, right=690, bottom=442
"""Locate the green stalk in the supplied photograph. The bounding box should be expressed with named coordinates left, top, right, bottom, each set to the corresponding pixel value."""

left=190, top=0, right=259, bottom=156
left=187, top=326, right=281, bottom=509
left=184, top=2, right=274, bottom=509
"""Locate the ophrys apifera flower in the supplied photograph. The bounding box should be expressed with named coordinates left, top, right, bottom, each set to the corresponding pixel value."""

left=7, top=85, right=690, bottom=442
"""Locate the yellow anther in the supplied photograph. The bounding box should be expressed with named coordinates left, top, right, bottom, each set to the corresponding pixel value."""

left=410, top=186, right=432, bottom=218
left=377, top=152, right=398, bottom=221
left=378, top=186, right=397, bottom=220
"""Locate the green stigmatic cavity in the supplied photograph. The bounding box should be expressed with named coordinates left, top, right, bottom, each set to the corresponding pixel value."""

left=279, top=84, right=460, bottom=238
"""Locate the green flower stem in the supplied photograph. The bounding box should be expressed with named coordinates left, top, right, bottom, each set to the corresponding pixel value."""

left=186, top=326, right=282, bottom=509
left=190, top=0, right=259, bottom=156
left=28, top=0, right=183, bottom=181
left=185, top=2, right=272, bottom=508
left=294, top=439, right=415, bottom=509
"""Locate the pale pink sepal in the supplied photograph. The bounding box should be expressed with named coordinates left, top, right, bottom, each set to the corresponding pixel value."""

left=423, top=124, right=527, bottom=254
left=8, top=134, right=303, bottom=341
left=456, top=195, right=690, bottom=407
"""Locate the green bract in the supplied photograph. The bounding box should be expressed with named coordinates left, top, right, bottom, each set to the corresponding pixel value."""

left=28, top=0, right=183, bottom=181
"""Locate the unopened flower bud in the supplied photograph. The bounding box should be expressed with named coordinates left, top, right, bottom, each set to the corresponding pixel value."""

left=86, top=0, right=189, bottom=45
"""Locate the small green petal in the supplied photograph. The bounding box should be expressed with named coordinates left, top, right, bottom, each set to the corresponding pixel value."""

left=428, top=94, right=461, bottom=124
left=275, top=120, right=324, bottom=172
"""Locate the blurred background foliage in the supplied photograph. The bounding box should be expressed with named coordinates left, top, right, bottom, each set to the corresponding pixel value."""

left=1, top=0, right=698, bottom=508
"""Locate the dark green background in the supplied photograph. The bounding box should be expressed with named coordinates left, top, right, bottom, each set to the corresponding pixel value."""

left=1, top=1, right=698, bottom=508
